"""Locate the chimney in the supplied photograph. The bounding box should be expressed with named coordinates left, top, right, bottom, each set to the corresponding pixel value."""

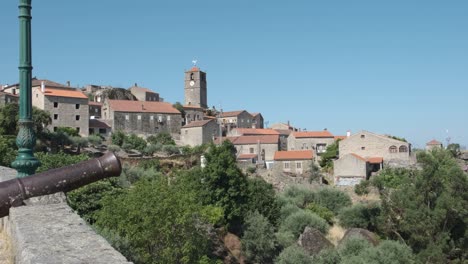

left=346, top=130, right=351, bottom=137
left=41, top=81, right=45, bottom=92
left=67, top=81, right=70, bottom=87
left=324, top=128, right=327, bottom=131
left=134, top=83, right=138, bottom=87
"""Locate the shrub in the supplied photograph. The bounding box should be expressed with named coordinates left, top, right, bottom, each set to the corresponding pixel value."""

left=241, top=211, right=279, bottom=263
left=0, top=135, right=17, bottom=167
left=354, top=240, right=415, bottom=264
left=354, top=180, right=370, bottom=196
left=122, top=143, right=133, bottom=152
left=337, top=203, right=381, bottom=231
left=124, top=134, right=147, bottom=152
left=142, top=144, right=161, bottom=156
left=306, top=203, right=334, bottom=224
left=275, top=245, right=313, bottom=264
left=162, top=144, right=180, bottom=155
left=275, top=231, right=296, bottom=249
left=313, top=188, right=352, bottom=214
left=281, top=185, right=316, bottom=208
left=107, top=144, right=121, bottom=152
left=280, top=210, right=329, bottom=237
left=313, top=248, right=342, bottom=264
left=138, top=159, right=160, bottom=171
left=111, top=130, right=126, bottom=146
left=279, top=203, right=301, bottom=222
left=246, top=166, right=256, bottom=174
left=337, top=237, right=371, bottom=259
left=87, top=135, right=103, bottom=146
left=147, top=132, right=175, bottom=146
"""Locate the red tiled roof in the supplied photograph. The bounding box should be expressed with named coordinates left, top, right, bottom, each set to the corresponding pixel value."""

left=40, top=87, right=88, bottom=99
left=367, top=157, right=383, bottom=164
left=108, top=100, right=181, bottom=114
left=292, top=131, right=334, bottom=138
left=274, top=150, right=314, bottom=161
left=89, top=119, right=110, bottom=129
left=225, top=135, right=279, bottom=145
left=427, top=139, right=442, bottom=145
left=189, top=66, right=199, bottom=72
left=334, top=136, right=346, bottom=141
left=220, top=110, right=246, bottom=118
left=238, top=154, right=258, bottom=160
left=234, top=128, right=280, bottom=136
left=89, top=101, right=103, bottom=106
left=182, top=119, right=214, bottom=128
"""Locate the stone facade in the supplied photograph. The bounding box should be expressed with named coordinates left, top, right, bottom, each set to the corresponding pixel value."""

left=226, top=135, right=280, bottom=163
left=287, top=131, right=335, bottom=157
left=184, top=67, right=207, bottom=108
left=180, top=119, right=219, bottom=147
left=333, top=154, right=368, bottom=186
left=0, top=92, right=18, bottom=106
left=218, top=110, right=254, bottom=131
left=273, top=150, right=314, bottom=175
left=103, top=99, right=182, bottom=136
left=183, top=106, right=205, bottom=124
left=32, top=87, right=90, bottom=137
left=89, top=101, right=102, bottom=118
left=251, top=113, right=264, bottom=128
left=129, top=85, right=160, bottom=102
left=338, top=130, right=412, bottom=164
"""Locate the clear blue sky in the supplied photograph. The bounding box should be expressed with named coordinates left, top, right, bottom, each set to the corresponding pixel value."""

left=1, top=0, right=467, bottom=148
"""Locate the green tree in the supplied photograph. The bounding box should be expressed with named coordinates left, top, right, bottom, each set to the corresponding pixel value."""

left=241, top=211, right=279, bottom=263
left=337, top=203, right=381, bottom=232
left=147, top=132, right=175, bottom=146
left=279, top=210, right=329, bottom=238
left=378, top=149, right=468, bottom=262
left=111, top=130, right=126, bottom=146
left=313, top=188, right=352, bottom=214
left=0, top=104, right=19, bottom=135
left=447, top=143, right=461, bottom=158
left=124, top=133, right=147, bottom=151
left=0, top=135, right=17, bottom=166
left=246, top=177, right=281, bottom=227
left=309, top=163, right=323, bottom=184
left=275, top=245, right=313, bottom=264
left=71, top=136, right=89, bottom=154
left=32, top=106, right=52, bottom=136
left=96, top=176, right=215, bottom=264
left=173, top=102, right=186, bottom=120
left=319, top=140, right=340, bottom=171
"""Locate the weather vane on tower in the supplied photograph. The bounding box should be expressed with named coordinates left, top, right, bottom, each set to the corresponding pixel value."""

left=192, top=59, right=198, bottom=67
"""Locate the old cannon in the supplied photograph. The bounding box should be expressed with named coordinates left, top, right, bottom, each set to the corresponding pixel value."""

left=0, top=152, right=122, bottom=218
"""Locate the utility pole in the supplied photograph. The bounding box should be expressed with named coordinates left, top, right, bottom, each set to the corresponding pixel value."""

left=12, top=0, right=41, bottom=177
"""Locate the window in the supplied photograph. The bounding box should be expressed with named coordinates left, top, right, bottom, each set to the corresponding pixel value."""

left=137, top=115, right=141, bottom=120
left=389, top=145, right=397, bottom=153
left=150, top=115, right=154, bottom=120
left=296, top=162, right=302, bottom=169
left=53, top=114, right=58, bottom=120
left=76, top=127, right=80, bottom=133
left=75, top=115, right=80, bottom=121
left=167, top=115, right=171, bottom=121
left=54, top=102, right=58, bottom=108
left=53, top=127, right=57, bottom=132
left=361, top=146, right=365, bottom=150
left=284, top=162, right=290, bottom=169
left=125, top=115, right=129, bottom=120
left=361, top=134, right=365, bottom=139
left=249, top=148, right=254, bottom=154
left=316, top=143, right=327, bottom=153
left=75, top=104, right=80, bottom=109
left=399, top=145, right=408, bottom=152
left=95, top=108, right=98, bottom=113
left=99, top=128, right=106, bottom=134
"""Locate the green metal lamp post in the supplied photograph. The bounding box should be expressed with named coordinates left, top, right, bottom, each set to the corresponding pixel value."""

left=12, top=0, right=41, bottom=177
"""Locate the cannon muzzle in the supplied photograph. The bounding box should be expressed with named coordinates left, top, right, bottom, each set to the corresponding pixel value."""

left=0, top=152, right=121, bottom=218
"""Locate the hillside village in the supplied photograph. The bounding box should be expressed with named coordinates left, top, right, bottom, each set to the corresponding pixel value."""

left=1, top=65, right=465, bottom=188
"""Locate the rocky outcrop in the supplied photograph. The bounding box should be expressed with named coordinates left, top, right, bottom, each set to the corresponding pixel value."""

left=297, top=227, right=333, bottom=256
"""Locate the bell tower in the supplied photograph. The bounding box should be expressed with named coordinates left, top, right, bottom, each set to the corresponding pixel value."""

left=184, top=65, right=207, bottom=109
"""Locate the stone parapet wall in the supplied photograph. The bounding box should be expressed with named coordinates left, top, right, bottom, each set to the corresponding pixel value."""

left=0, top=166, right=132, bottom=264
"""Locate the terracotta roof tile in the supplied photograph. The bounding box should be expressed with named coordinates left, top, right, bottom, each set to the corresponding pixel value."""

left=189, top=66, right=200, bottom=72
left=108, top=100, right=181, bottom=114
left=427, top=139, right=442, bottom=145
left=334, top=136, right=346, bottom=141
left=238, top=154, right=258, bottom=160
left=233, top=128, right=280, bottom=136
left=225, top=135, right=279, bottom=145
left=274, top=150, right=314, bottom=161
left=292, top=131, right=334, bottom=138
left=40, top=87, right=88, bottom=99
left=182, top=119, right=215, bottom=128
left=367, top=157, right=383, bottom=164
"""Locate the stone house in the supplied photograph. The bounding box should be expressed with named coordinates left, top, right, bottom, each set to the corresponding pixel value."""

left=426, top=139, right=443, bottom=151
left=334, top=154, right=383, bottom=186
left=183, top=105, right=205, bottom=125
left=273, top=150, right=314, bottom=175
left=102, top=99, right=182, bottom=136
left=250, top=112, right=264, bottom=128
left=0, top=91, right=18, bottom=106
left=225, top=135, right=280, bottom=168
left=128, top=84, right=160, bottom=102
left=180, top=119, right=219, bottom=147
left=89, top=101, right=102, bottom=119
left=32, top=85, right=90, bottom=137
left=334, top=130, right=412, bottom=186
left=218, top=110, right=253, bottom=131
left=89, top=119, right=111, bottom=137
left=287, top=130, right=335, bottom=156
left=270, top=122, right=298, bottom=132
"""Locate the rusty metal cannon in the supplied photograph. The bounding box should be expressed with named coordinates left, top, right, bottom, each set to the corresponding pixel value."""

left=0, top=152, right=122, bottom=218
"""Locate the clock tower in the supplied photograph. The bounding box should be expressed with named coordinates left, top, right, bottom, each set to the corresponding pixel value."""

left=184, top=66, right=207, bottom=109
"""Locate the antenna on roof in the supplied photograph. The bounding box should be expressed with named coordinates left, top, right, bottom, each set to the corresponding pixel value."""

left=192, top=59, right=198, bottom=67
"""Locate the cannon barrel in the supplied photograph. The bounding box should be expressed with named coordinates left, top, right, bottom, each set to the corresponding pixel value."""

left=0, top=152, right=121, bottom=218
